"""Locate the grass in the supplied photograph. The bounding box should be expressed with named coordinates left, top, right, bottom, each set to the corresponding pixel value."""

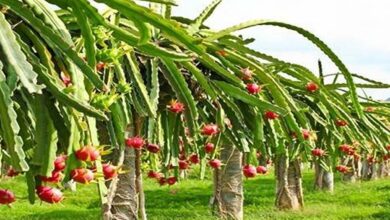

left=1, top=167, right=390, bottom=220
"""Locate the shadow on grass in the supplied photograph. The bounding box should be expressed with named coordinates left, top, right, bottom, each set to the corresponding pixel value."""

left=377, top=185, right=390, bottom=190
left=145, top=181, right=212, bottom=209
left=244, top=178, right=275, bottom=206
left=371, top=211, right=390, bottom=219
left=14, top=209, right=100, bottom=220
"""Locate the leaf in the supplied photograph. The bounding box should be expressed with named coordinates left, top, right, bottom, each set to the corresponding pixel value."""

left=46, top=100, right=70, bottom=151
left=25, top=170, right=36, bottom=204
left=94, top=159, right=108, bottom=204
left=149, top=59, right=160, bottom=111
left=213, top=80, right=287, bottom=115
left=85, top=118, right=102, bottom=203
left=128, top=89, right=147, bottom=117
left=160, top=58, right=199, bottom=138
left=68, top=0, right=97, bottom=69
left=253, top=110, right=265, bottom=154
left=146, top=59, right=160, bottom=142
left=3, top=0, right=107, bottom=91
left=325, top=83, right=390, bottom=90
left=125, top=53, right=156, bottom=117
left=30, top=95, right=58, bottom=177
left=22, top=45, right=107, bottom=120
left=198, top=55, right=242, bottom=86
left=216, top=105, right=226, bottom=133
left=352, top=73, right=390, bottom=87
left=219, top=93, right=245, bottom=124
left=171, top=114, right=181, bottom=166
left=181, top=61, right=217, bottom=99
left=94, top=0, right=206, bottom=54
left=110, top=100, right=129, bottom=149
left=0, top=12, right=43, bottom=94
left=206, top=19, right=362, bottom=118
left=13, top=101, right=35, bottom=153
left=0, top=62, right=29, bottom=171
left=132, top=17, right=152, bottom=45
left=137, top=0, right=177, bottom=6
left=161, top=111, right=171, bottom=166
left=86, top=112, right=108, bottom=205
left=189, top=0, right=222, bottom=34
left=221, top=49, right=308, bottom=142
left=76, top=0, right=190, bottom=61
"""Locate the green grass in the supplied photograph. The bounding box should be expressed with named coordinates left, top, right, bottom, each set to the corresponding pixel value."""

left=0, top=177, right=100, bottom=220
left=1, top=168, right=390, bottom=220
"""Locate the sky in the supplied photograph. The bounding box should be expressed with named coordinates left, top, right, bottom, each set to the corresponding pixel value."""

left=170, top=0, right=390, bottom=100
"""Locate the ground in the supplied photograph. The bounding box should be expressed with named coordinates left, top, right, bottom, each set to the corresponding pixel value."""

left=1, top=167, right=390, bottom=220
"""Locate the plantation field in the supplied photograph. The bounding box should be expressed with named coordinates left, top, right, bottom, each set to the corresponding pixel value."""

left=1, top=168, right=390, bottom=220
